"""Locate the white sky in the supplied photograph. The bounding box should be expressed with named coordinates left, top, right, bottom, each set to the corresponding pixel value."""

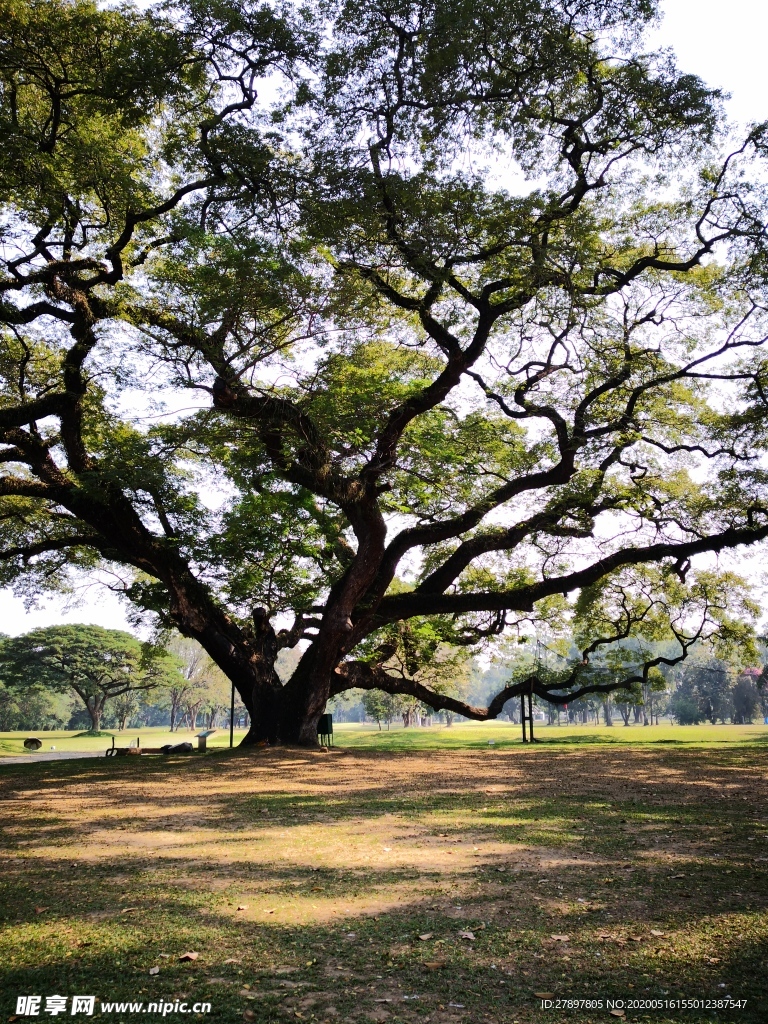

left=2, top=0, right=767, bottom=638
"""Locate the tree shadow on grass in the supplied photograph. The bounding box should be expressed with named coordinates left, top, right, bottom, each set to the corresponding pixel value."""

left=1, top=748, right=767, bottom=1021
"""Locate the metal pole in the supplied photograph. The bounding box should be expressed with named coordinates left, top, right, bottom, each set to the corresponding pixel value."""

left=230, top=679, right=235, bottom=748
left=528, top=688, right=535, bottom=742
left=521, top=695, right=527, bottom=743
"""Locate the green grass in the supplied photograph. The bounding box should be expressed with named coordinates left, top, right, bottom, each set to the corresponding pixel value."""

left=332, top=720, right=768, bottom=749
left=1, top=744, right=767, bottom=1023
left=3, top=721, right=766, bottom=759
left=0, top=727, right=250, bottom=757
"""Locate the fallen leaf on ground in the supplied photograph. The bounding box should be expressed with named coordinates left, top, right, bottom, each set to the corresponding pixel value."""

left=179, top=952, right=199, bottom=961
left=550, top=935, right=570, bottom=942
left=120, top=907, right=139, bottom=914
left=34, top=908, right=47, bottom=915
left=159, top=954, right=170, bottom=958
left=609, top=1011, right=625, bottom=1018
left=418, top=933, right=434, bottom=941
left=382, top=847, right=392, bottom=852
left=533, top=992, right=555, bottom=999
left=629, top=936, right=642, bottom=942
left=149, top=967, right=159, bottom=976
left=237, top=905, right=248, bottom=911
left=424, top=961, right=446, bottom=970
left=243, top=1012, right=255, bottom=1022
left=224, top=958, right=242, bottom=964
left=458, top=931, right=475, bottom=941
left=708, top=957, right=721, bottom=964
left=448, top=1003, right=465, bottom=1009
left=374, top=999, right=391, bottom=1003
left=650, top=930, right=664, bottom=937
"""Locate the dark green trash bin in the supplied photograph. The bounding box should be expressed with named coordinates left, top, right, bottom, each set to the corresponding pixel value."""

left=318, top=713, right=333, bottom=747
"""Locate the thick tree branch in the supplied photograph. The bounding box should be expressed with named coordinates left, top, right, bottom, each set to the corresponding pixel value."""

left=375, top=523, right=768, bottom=621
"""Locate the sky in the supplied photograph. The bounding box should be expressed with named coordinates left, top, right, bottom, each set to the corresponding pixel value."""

left=650, top=0, right=768, bottom=128
left=2, top=0, right=768, bottom=637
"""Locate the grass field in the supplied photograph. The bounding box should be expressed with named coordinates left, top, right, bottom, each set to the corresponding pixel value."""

left=333, top=721, right=768, bottom=749
left=0, top=728, right=251, bottom=758
left=1, top=740, right=767, bottom=1023
left=2, top=721, right=767, bottom=759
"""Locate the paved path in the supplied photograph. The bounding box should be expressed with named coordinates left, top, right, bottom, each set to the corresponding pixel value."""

left=0, top=750, right=106, bottom=766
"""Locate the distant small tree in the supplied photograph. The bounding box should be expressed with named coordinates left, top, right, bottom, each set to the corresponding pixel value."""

left=611, top=682, right=642, bottom=726
left=640, top=668, right=668, bottom=725
left=0, top=625, right=181, bottom=732
left=686, top=661, right=734, bottom=724
left=732, top=675, right=760, bottom=724
left=669, top=692, right=703, bottom=725
left=614, top=699, right=635, bottom=726
left=361, top=689, right=402, bottom=730
left=110, top=690, right=141, bottom=732
left=565, top=697, right=591, bottom=725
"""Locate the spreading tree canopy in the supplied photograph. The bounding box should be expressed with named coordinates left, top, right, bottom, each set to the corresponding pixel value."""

left=2, top=0, right=768, bottom=744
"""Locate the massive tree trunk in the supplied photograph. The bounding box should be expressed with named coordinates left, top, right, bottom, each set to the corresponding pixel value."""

left=172, top=602, right=331, bottom=747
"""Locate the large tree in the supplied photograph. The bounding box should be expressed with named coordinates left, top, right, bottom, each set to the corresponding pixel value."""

left=2, top=0, right=768, bottom=745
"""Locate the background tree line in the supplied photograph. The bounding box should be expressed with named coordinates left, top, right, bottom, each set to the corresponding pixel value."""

left=0, top=624, right=243, bottom=733
left=333, top=638, right=768, bottom=730
left=1, top=621, right=765, bottom=734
